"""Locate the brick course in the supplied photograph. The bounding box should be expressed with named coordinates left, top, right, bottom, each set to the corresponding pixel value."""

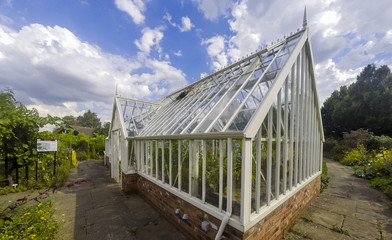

left=122, top=172, right=320, bottom=240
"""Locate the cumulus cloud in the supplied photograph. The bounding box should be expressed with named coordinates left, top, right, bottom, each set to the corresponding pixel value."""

left=179, top=16, right=194, bottom=32
left=0, top=23, right=187, bottom=121
left=174, top=50, right=182, bottom=56
left=164, top=13, right=194, bottom=32
left=192, top=0, right=233, bottom=20
left=198, top=0, right=392, bottom=105
left=201, top=35, right=228, bottom=70
left=114, top=0, right=147, bottom=25
left=134, top=26, right=164, bottom=55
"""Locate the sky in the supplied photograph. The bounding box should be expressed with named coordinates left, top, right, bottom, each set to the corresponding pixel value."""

left=1, top=0, right=392, bottom=124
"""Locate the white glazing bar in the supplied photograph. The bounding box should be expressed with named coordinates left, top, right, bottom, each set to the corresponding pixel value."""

left=205, top=58, right=261, bottom=133
left=155, top=140, right=158, bottom=180
left=219, top=139, right=223, bottom=211
left=180, top=67, right=242, bottom=134
left=163, top=82, right=217, bottom=135
left=256, top=128, right=261, bottom=213
left=294, top=54, right=300, bottom=187
left=202, top=140, right=206, bottom=203
left=158, top=86, right=208, bottom=135
left=222, top=47, right=286, bottom=132
left=303, top=62, right=309, bottom=179
left=189, top=140, right=193, bottom=195
left=311, top=90, right=315, bottom=175
left=169, top=140, right=172, bottom=186
left=267, top=108, right=273, bottom=205
left=299, top=47, right=305, bottom=183
left=141, top=141, right=145, bottom=173
left=149, top=141, right=153, bottom=177
left=241, top=138, right=252, bottom=224
left=283, top=76, right=289, bottom=194
left=162, top=141, right=165, bottom=182
left=136, top=140, right=140, bottom=171
left=227, top=138, right=233, bottom=213
left=275, top=90, right=282, bottom=199
left=192, top=59, right=259, bottom=134
left=289, top=64, right=295, bottom=190
left=178, top=140, right=182, bottom=191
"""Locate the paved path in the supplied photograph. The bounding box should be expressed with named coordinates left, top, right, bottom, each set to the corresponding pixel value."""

left=284, top=158, right=392, bottom=240
left=54, top=160, right=187, bottom=240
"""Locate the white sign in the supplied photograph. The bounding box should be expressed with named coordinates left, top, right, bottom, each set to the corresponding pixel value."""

left=37, top=139, right=58, bottom=152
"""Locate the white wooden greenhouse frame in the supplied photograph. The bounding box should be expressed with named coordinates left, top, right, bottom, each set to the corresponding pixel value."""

left=107, top=23, right=324, bottom=234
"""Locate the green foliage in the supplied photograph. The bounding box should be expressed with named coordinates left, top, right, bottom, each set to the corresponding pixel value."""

left=0, top=201, right=60, bottom=239
left=320, top=161, right=330, bottom=192
left=76, top=110, right=101, bottom=129
left=322, top=64, right=392, bottom=138
left=323, top=138, right=344, bottom=161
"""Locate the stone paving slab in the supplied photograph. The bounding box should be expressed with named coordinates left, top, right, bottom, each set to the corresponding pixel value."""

left=53, top=160, right=187, bottom=240
left=283, top=158, right=392, bottom=240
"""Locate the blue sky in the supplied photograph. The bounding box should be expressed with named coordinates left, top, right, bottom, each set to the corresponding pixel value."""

left=1, top=0, right=392, bottom=123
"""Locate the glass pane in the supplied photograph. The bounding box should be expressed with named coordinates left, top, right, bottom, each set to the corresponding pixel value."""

left=232, top=139, right=242, bottom=217
left=205, top=140, right=220, bottom=208
left=180, top=140, right=189, bottom=193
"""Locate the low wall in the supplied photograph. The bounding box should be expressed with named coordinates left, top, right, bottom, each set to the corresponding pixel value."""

left=122, top=172, right=320, bottom=240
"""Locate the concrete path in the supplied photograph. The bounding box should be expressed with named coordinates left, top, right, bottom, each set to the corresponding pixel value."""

left=54, top=160, right=187, bottom=240
left=284, top=158, right=392, bottom=240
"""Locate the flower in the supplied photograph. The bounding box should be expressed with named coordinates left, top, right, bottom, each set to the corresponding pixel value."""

left=62, top=214, right=65, bottom=217
left=28, top=227, right=33, bottom=230
left=8, top=236, right=13, bottom=239
left=24, top=212, right=31, bottom=216
left=37, top=203, right=42, bottom=207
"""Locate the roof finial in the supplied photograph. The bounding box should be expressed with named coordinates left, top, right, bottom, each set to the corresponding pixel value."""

left=303, top=6, right=307, bottom=28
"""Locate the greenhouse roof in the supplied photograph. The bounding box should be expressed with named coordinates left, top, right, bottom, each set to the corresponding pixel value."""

left=116, top=26, right=320, bottom=139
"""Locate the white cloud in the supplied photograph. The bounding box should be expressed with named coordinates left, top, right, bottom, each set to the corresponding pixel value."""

left=179, top=16, right=194, bottom=32
left=192, top=0, right=233, bottom=20
left=174, top=50, right=182, bottom=56
left=0, top=23, right=187, bottom=122
left=164, top=14, right=194, bottom=32
left=198, top=0, right=392, bottom=105
left=114, top=0, right=147, bottom=25
left=201, top=35, right=228, bottom=70
left=134, top=26, right=164, bottom=55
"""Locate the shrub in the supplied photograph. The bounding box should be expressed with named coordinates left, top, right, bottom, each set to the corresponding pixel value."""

left=341, top=145, right=369, bottom=166
left=0, top=201, right=60, bottom=239
left=342, top=129, right=371, bottom=151
left=323, top=138, right=345, bottom=161
left=370, top=177, right=392, bottom=191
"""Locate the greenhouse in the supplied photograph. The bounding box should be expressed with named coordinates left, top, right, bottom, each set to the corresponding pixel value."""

left=106, top=17, right=324, bottom=240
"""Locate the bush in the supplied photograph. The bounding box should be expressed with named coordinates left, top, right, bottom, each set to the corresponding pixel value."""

left=341, top=145, right=369, bottom=166
left=366, top=135, right=392, bottom=151
left=370, top=177, right=392, bottom=191
left=323, top=138, right=345, bottom=161
left=0, top=201, right=61, bottom=239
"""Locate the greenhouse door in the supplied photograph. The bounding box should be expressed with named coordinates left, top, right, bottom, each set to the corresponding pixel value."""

left=111, top=130, right=121, bottom=183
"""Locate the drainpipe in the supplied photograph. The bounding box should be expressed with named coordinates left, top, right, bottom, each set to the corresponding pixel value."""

left=215, top=211, right=231, bottom=240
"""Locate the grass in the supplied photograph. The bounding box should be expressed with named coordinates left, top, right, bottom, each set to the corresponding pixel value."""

left=332, top=224, right=350, bottom=236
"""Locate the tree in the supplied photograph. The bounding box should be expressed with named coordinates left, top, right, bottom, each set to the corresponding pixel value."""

left=76, top=110, right=101, bottom=129
left=321, top=64, right=392, bottom=138
left=93, top=122, right=110, bottom=137
left=62, top=115, right=76, bottom=125
left=0, top=89, right=51, bottom=183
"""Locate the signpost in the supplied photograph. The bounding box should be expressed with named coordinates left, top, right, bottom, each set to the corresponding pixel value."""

left=37, top=139, right=58, bottom=175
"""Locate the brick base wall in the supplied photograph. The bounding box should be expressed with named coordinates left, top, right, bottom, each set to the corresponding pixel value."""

left=244, top=176, right=321, bottom=240
left=122, top=173, right=320, bottom=240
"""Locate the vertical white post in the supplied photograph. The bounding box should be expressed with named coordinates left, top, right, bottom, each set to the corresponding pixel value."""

left=189, top=140, right=192, bottom=195
left=140, top=141, right=145, bottom=173
left=241, top=138, right=252, bottom=225
left=283, top=77, right=289, bottom=194
left=178, top=140, right=182, bottom=191
left=155, top=140, right=158, bottom=180
left=256, top=128, right=261, bottom=213
left=267, top=108, right=273, bottom=205
left=169, top=140, right=172, bottom=186
left=202, top=140, right=206, bottom=203
left=219, top=139, right=223, bottom=211
left=294, top=54, right=300, bottom=187
left=276, top=91, right=282, bottom=199
left=149, top=141, right=153, bottom=176
left=289, top=64, right=295, bottom=190
left=227, top=138, right=233, bottom=213
left=162, top=140, right=165, bottom=183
